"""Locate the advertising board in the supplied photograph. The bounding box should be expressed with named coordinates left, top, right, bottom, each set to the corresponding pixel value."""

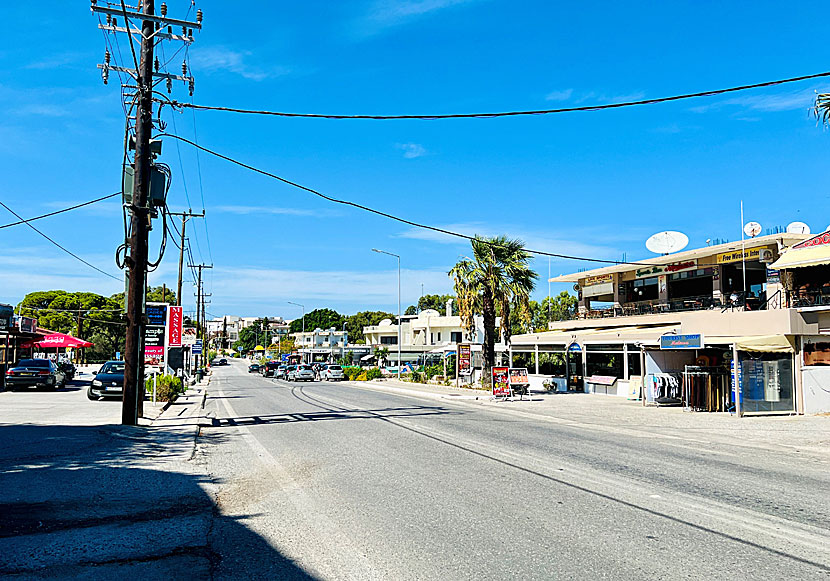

left=492, top=366, right=510, bottom=397
left=458, top=344, right=472, bottom=375
left=167, top=306, right=183, bottom=348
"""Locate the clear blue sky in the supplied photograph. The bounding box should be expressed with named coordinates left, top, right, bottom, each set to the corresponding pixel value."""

left=2, top=1, right=830, bottom=319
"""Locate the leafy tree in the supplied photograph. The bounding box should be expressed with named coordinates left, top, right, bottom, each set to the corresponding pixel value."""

left=449, top=236, right=537, bottom=379
left=512, top=292, right=578, bottom=334
left=417, top=294, right=458, bottom=315
left=404, top=305, right=418, bottom=315
left=345, top=310, right=394, bottom=344
left=233, top=319, right=267, bottom=353
left=374, top=346, right=390, bottom=366
left=110, top=284, right=176, bottom=308
left=288, top=308, right=344, bottom=334
left=17, top=290, right=126, bottom=362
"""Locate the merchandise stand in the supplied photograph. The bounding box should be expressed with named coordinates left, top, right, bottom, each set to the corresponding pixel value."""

left=682, top=365, right=731, bottom=412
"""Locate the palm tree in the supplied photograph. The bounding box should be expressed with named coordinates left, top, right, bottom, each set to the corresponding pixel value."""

left=449, top=235, right=537, bottom=383
left=815, top=93, right=830, bottom=125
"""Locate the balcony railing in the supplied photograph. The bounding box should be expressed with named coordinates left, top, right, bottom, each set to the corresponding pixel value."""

left=786, top=288, right=830, bottom=308
left=581, top=295, right=727, bottom=319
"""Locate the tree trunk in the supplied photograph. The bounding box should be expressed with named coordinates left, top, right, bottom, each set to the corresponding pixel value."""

left=482, top=288, right=496, bottom=386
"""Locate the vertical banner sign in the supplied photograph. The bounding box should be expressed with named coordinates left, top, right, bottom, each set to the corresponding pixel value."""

left=492, top=366, right=510, bottom=397
left=458, top=344, right=472, bottom=375
left=167, top=306, right=183, bottom=348
left=144, top=303, right=167, bottom=367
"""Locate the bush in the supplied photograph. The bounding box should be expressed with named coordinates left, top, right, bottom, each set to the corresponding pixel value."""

left=145, top=374, right=186, bottom=402
left=365, top=368, right=382, bottom=380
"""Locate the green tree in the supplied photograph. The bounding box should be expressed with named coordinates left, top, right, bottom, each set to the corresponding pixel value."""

left=345, top=310, right=394, bottom=344
left=374, top=346, right=390, bottom=366
left=449, top=236, right=537, bottom=379
left=111, top=284, right=176, bottom=308
left=404, top=305, right=418, bottom=315
left=288, top=308, right=344, bottom=334
left=417, top=294, right=458, bottom=315
left=513, top=292, right=578, bottom=334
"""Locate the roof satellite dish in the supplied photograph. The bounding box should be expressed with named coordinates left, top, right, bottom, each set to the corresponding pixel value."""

left=743, top=221, right=762, bottom=238
left=646, top=231, right=689, bottom=255
left=786, top=221, right=811, bottom=235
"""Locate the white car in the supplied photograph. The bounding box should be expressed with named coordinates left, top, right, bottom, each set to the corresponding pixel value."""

left=289, top=365, right=315, bottom=382
left=321, top=364, right=344, bottom=381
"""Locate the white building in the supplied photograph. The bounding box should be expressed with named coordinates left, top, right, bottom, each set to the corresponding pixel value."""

left=291, top=327, right=356, bottom=363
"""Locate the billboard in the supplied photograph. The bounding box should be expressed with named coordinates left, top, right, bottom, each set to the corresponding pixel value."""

left=144, top=303, right=167, bottom=366
left=167, top=306, right=183, bottom=348
left=458, top=344, right=472, bottom=375
left=492, top=366, right=510, bottom=397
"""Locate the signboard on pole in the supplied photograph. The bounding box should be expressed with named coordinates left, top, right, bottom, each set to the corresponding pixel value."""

left=458, top=344, right=472, bottom=375
left=144, top=303, right=167, bottom=367
left=0, top=304, right=13, bottom=332
left=509, top=368, right=529, bottom=387
left=492, top=366, right=510, bottom=397
left=182, top=327, right=197, bottom=345
left=192, top=340, right=203, bottom=355
left=167, top=306, right=183, bottom=348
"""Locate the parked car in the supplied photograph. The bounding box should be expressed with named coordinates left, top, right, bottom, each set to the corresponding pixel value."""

left=219, top=358, right=228, bottom=366
left=275, top=365, right=287, bottom=379
left=289, top=364, right=315, bottom=382
left=5, top=359, right=66, bottom=390
left=88, top=360, right=125, bottom=400
left=321, top=364, right=344, bottom=381
left=248, top=363, right=261, bottom=373
left=284, top=365, right=297, bottom=379
left=261, top=361, right=280, bottom=377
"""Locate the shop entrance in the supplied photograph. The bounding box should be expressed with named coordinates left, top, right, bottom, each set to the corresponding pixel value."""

left=566, top=344, right=584, bottom=392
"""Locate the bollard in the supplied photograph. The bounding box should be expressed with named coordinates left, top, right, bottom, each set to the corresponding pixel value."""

left=153, top=372, right=157, bottom=404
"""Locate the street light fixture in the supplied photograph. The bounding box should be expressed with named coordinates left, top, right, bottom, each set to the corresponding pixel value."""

left=372, top=248, right=401, bottom=380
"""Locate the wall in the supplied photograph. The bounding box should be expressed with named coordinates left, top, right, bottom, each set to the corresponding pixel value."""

left=645, top=349, right=696, bottom=374
left=802, top=368, right=830, bottom=414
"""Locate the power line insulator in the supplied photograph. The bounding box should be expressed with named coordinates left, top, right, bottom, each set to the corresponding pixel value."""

left=160, top=2, right=167, bottom=16
left=167, top=78, right=173, bottom=93
left=196, top=9, right=203, bottom=24
left=182, top=61, right=187, bottom=76
left=154, top=57, right=159, bottom=72
left=104, top=50, right=111, bottom=65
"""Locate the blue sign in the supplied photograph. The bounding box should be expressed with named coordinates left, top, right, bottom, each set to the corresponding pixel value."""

left=115, top=352, right=121, bottom=360
left=568, top=342, right=582, bottom=352
left=660, top=334, right=703, bottom=350
left=146, top=304, right=167, bottom=326
left=281, top=354, right=289, bottom=361
left=192, top=340, right=203, bottom=355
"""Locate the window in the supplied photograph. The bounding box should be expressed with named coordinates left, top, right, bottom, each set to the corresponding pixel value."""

left=451, top=332, right=462, bottom=343
left=437, top=332, right=442, bottom=341
left=381, top=336, right=398, bottom=345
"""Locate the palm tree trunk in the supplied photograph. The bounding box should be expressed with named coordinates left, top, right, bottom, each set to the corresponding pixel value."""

left=482, top=288, right=496, bottom=385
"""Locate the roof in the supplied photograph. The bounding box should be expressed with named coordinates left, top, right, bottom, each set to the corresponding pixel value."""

left=549, top=233, right=808, bottom=283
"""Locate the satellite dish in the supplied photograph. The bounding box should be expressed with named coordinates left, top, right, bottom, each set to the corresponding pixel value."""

left=743, top=221, right=762, bottom=238
left=786, top=221, right=811, bottom=235
left=646, top=231, right=689, bottom=255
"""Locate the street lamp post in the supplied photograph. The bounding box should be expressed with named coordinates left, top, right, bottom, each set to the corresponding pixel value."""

left=372, top=248, right=401, bottom=380
left=288, top=301, right=305, bottom=362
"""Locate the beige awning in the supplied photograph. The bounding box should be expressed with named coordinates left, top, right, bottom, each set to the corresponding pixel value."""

left=706, top=335, right=794, bottom=353
left=770, top=245, right=830, bottom=270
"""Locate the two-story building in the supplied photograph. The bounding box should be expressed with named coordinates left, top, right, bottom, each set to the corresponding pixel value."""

left=290, top=327, right=365, bottom=363
left=509, top=232, right=830, bottom=415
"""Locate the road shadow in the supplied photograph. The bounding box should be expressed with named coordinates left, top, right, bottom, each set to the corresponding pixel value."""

left=208, top=405, right=461, bottom=428
left=0, top=424, right=319, bottom=579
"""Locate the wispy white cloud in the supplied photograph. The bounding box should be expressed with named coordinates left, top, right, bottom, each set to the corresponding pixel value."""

left=190, top=47, right=290, bottom=81
left=355, top=0, right=483, bottom=37
left=545, top=89, right=573, bottom=102
left=396, top=142, right=427, bottom=159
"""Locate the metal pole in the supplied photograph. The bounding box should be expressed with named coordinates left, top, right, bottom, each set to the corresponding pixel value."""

left=741, top=200, right=747, bottom=299
left=177, top=215, right=186, bottom=305
left=122, top=0, right=155, bottom=425
left=397, top=254, right=401, bottom=380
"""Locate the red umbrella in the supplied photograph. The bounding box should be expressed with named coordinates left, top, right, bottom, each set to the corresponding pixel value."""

left=21, top=332, right=94, bottom=349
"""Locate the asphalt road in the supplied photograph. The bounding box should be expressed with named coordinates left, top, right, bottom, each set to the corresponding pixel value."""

left=200, top=360, right=830, bottom=580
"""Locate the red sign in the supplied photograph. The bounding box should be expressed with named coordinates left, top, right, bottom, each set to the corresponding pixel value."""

left=793, top=231, right=830, bottom=249
left=492, top=366, right=510, bottom=396
left=167, top=306, right=183, bottom=347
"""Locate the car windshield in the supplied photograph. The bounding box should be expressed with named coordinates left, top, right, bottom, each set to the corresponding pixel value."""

left=328, top=365, right=342, bottom=370
left=101, top=363, right=125, bottom=374
left=17, top=359, right=50, bottom=368
left=299, top=365, right=312, bottom=370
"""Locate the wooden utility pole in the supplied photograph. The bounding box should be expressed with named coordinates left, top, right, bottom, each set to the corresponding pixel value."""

left=189, top=263, right=212, bottom=369
left=168, top=210, right=204, bottom=306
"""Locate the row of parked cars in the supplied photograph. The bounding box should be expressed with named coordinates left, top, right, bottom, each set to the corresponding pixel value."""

left=3, top=358, right=125, bottom=402
left=248, top=362, right=345, bottom=381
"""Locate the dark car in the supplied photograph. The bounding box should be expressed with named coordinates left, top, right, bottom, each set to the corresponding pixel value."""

left=5, top=359, right=66, bottom=390
left=260, top=361, right=280, bottom=377
left=219, top=358, right=228, bottom=366
left=88, top=360, right=125, bottom=400
left=248, top=363, right=261, bottom=373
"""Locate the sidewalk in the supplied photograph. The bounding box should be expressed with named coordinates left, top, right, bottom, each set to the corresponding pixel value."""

left=345, top=378, right=830, bottom=460
left=0, top=372, right=214, bottom=577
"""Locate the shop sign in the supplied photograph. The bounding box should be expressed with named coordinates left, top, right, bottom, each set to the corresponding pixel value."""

left=458, top=344, right=472, bottom=375
left=182, top=327, right=197, bottom=345
left=583, top=273, right=613, bottom=286
left=16, top=316, right=37, bottom=334
left=567, top=342, right=582, bottom=352
left=766, top=268, right=780, bottom=284
left=192, top=340, right=203, bottom=355
left=793, top=231, right=830, bottom=249
left=492, top=366, right=510, bottom=396
left=509, top=368, right=529, bottom=387
left=0, top=304, right=13, bottom=332
left=660, top=333, right=703, bottom=350
left=167, top=306, right=183, bottom=348
left=717, top=246, right=773, bottom=264
left=144, top=303, right=167, bottom=366
left=635, top=259, right=697, bottom=279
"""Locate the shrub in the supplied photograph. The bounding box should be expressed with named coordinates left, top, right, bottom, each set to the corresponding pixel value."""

left=144, top=374, right=186, bottom=402
left=356, top=372, right=368, bottom=381
left=365, top=368, right=382, bottom=380
left=410, top=371, right=423, bottom=383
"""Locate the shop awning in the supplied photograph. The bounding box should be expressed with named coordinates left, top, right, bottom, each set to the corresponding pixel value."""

left=707, top=335, right=794, bottom=353
left=770, top=245, right=830, bottom=270
left=360, top=353, right=376, bottom=361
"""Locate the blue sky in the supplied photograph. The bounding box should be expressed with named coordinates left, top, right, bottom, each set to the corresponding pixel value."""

left=2, top=1, right=830, bottom=319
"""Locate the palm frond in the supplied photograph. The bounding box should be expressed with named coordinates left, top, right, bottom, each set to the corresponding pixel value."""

left=814, top=93, right=830, bottom=126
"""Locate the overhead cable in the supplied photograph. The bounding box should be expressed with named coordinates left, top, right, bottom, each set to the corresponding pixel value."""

left=0, top=192, right=121, bottom=230
left=0, top=201, right=121, bottom=281
left=157, top=133, right=657, bottom=266
left=171, top=71, right=830, bottom=120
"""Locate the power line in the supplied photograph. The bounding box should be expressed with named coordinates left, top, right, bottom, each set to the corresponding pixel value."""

left=157, top=132, right=655, bottom=266
left=0, top=201, right=121, bottom=280
left=171, top=70, right=830, bottom=120
left=0, top=192, right=120, bottom=229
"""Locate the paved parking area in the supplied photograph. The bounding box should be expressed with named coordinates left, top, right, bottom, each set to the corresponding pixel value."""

left=0, top=376, right=121, bottom=426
